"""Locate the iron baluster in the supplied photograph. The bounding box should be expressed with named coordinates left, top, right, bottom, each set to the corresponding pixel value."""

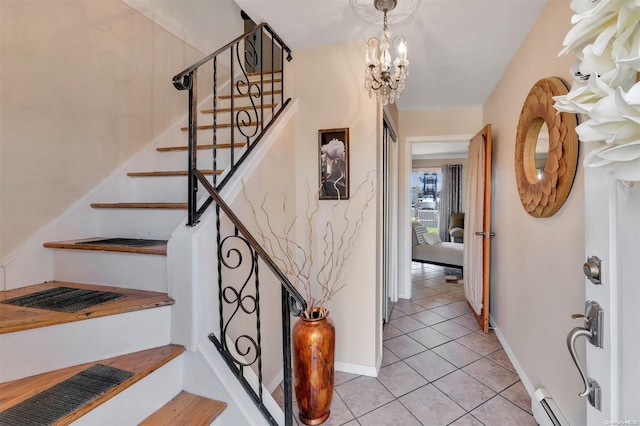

left=230, top=45, right=235, bottom=170
left=173, top=22, right=300, bottom=425
left=282, top=287, right=294, bottom=426
left=213, top=56, right=218, bottom=188
left=188, top=70, right=198, bottom=226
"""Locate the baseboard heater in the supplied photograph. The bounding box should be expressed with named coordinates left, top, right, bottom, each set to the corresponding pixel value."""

left=532, top=388, right=569, bottom=426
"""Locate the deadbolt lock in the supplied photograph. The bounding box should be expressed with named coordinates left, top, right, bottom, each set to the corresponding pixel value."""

left=583, top=256, right=602, bottom=285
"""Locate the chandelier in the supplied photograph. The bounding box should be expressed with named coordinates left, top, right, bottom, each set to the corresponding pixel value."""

left=364, top=0, right=409, bottom=105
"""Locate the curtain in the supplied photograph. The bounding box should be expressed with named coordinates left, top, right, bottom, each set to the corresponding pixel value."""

left=463, top=137, right=485, bottom=315
left=438, top=164, right=462, bottom=242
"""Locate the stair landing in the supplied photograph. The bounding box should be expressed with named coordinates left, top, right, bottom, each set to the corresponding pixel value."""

left=0, top=281, right=173, bottom=334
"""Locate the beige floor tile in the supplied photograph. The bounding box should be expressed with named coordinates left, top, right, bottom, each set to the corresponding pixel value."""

left=452, top=313, right=482, bottom=331
left=411, top=309, right=447, bottom=326
left=394, top=301, right=426, bottom=315
left=430, top=304, right=468, bottom=319
left=432, top=370, right=496, bottom=411
left=486, top=348, right=516, bottom=372
left=462, top=358, right=519, bottom=392
left=383, top=323, right=403, bottom=340
left=431, top=319, right=475, bottom=339
left=388, top=315, right=426, bottom=333
left=407, top=327, right=451, bottom=349
left=480, top=329, right=499, bottom=342
left=456, top=331, right=502, bottom=355
left=357, top=400, right=422, bottom=425
left=413, top=296, right=446, bottom=309
left=405, top=350, right=457, bottom=381
left=390, top=308, right=407, bottom=320
left=334, top=370, right=360, bottom=386
left=376, top=361, right=428, bottom=397
left=449, top=413, right=486, bottom=425
left=399, top=384, right=466, bottom=426
left=431, top=341, right=482, bottom=368
left=383, top=335, right=427, bottom=359
left=501, top=381, right=532, bottom=414
left=335, top=376, right=394, bottom=418
left=318, top=391, right=355, bottom=426
left=471, top=395, right=537, bottom=426
left=380, top=347, right=400, bottom=367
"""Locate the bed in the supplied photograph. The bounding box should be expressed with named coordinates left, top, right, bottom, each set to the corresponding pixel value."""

left=411, top=221, right=463, bottom=270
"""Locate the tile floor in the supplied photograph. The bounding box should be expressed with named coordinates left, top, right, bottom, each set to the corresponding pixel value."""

left=276, top=262, right=537, bottom=425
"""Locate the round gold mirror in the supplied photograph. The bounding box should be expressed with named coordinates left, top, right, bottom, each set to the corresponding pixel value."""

left=515, top=77, right=578, bottom=217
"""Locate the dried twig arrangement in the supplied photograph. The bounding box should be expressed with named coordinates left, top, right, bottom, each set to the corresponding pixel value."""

left=243, top=171, right=375, bottom=319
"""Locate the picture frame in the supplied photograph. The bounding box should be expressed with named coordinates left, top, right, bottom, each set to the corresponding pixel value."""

left=318, top=128, right=349, bottom=200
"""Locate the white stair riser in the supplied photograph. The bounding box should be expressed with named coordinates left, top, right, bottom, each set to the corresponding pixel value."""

left=95, top=208, right=186, bottom=239
left=130, top=175, right=214, bottom=203
left=188, top=124, right=267, bottom=143
left=154, top=146, right=248, bottom=171
left=71, top=355, right=183, bottom=426
left=51, top=250, right=168, bottom=292
left=0, top=307, right=171, bottom=382
left=198, top=104, right=278, bottom=124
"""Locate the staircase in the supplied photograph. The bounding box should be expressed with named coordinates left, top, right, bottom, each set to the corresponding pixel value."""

left=0, top=43, right=290, bottom=424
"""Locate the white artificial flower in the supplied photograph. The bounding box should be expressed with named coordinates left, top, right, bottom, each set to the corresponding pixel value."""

left=556, top=0, right=640, bottom=180
left=321, top=139, right=345, bottom=163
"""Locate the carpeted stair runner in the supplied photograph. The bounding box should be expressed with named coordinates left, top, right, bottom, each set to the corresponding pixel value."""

left=0, top=364, right=133, bottom=425
left=1, top=286, right=125, bottom=313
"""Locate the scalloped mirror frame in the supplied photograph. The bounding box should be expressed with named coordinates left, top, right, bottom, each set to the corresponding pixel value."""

left=515, top=77, right=579, bottom=218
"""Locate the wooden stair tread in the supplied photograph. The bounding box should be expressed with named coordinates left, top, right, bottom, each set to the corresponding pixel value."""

left=180, top=121, right=262, bottom=131
left=140, top=391, right=227, bottom=426
left=90, top=202, right=187, bottom=209
left=157, top=142, right=247, bottom=152
left=0, top=344, right=185, bottom=423
left=127, top=169, right=222, bottom=177
left=0, top=281, right=173, bottom=334
left=246, top=70, right=281, bottom=77
left=219, top=89, right=281, bottom=100
left=236, top=77, right=282, bottom=87
left=201, top=103, right=277, bottom=114
left=43, top=237, right=167, bottom=256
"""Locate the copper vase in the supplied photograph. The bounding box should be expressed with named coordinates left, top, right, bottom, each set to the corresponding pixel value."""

left=292, top=309, right=335, bottom=425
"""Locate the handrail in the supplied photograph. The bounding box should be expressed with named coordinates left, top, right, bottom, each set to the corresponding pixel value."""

left=172, top=23, right=292, bottom=91
left=194, top=169, right=307, bottom=312
left=172, top=22, right=302, bottom=425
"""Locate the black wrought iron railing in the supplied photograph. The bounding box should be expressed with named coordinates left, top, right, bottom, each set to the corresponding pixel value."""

left=172, top=22, right=292, bottom=226
left=172, top=23, right=306, bottom=426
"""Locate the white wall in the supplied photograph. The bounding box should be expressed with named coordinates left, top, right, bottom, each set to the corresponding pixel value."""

left=0, top=0, right=226, bottom=264
left=287, top=40, right=380, bottom=373
left=122, top=0, right=242, bottom=55
left=483, top=1, right=586, bottom=424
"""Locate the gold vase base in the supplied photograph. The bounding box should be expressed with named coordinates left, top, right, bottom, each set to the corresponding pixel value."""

left=299, top=411, right=330, bottom=425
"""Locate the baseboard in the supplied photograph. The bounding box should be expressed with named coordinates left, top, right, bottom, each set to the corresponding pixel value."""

left=489, top=315, right=535, bottom=395
left=489, top=315, right=568, bottom=426
left=335, top=360, right=378, bottom=377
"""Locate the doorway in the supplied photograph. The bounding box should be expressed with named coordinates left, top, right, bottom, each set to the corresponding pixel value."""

left=400, top=135, right=472, bottom=300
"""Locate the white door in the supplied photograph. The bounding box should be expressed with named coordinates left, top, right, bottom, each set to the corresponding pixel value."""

left=571, top=166, right=640, bottom=424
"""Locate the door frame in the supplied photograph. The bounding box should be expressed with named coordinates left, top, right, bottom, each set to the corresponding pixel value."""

left=400, top=135, right=473, bottom=300
left=381, top=117, right=398, bottom=322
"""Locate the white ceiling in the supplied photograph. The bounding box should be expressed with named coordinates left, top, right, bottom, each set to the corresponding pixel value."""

left=233, top=0, right=548, bottom=111
left=127, top=0, right=549, bottom=156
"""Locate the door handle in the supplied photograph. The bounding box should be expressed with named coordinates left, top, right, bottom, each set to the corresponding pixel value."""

left=474, top=231, right=495, bottom=237
left=566, top=301, right=604, bottom=410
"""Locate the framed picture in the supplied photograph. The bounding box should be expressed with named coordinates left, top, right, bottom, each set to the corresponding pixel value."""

left=318, top=128, right=349, bottom=200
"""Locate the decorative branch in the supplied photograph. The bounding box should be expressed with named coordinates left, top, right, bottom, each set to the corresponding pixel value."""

left=243, top=171, right=375, bottom=319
